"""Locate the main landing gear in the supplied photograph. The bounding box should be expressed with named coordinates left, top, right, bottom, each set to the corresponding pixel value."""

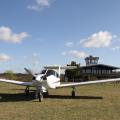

left=71, top=86, right=75, bottom=98
left=25, top=86, right=29, bottom=96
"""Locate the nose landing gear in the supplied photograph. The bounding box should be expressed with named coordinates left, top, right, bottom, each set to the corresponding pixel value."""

left=35, top=86, right=44, bottom=102
left=38, top=89, right=43, bottom=102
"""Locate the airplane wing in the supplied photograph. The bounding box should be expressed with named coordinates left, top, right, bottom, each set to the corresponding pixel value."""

left=0, top=78, right=33, bottom=86
left=56, top=78, right=120, bottom=88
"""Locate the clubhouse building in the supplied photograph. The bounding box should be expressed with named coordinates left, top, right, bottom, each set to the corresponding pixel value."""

left=65, top=55, right=120, bottom=82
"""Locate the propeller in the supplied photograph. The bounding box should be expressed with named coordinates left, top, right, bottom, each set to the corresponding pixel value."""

left=24, top=67, right=47, bottom=81
left=24, top=68, right=47, bottom=102
left=24, top=68, right=34, bottom=77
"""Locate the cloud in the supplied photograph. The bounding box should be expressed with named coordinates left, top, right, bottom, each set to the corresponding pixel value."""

left=0, top=53, right=11, bottom=62
left=33, top=53, right=39, bottom=57
left=81, top=31, right=113, bottom=48
left=27, top=0, right=55, bottom=11
left=62, top=50, right=88, bottom=58
left=32, top=53, right=40, bottom=65
left=65, top=42, right=74, bottom=47
left=32, top=60, right=39, bottom=65
left=23, top=53, right=40, bottom=66
left=0, top=26, right=29, bottom=43
left=113, top=35, right=118, bottom=39
left=111, top=46, right=120, bottom=51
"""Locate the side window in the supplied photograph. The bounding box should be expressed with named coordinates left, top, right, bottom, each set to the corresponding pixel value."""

left=46, top=70, right=55, bottom=76
left=46, top=70, right=59, bottom=77
left=46, top=70, right=59, bottom=78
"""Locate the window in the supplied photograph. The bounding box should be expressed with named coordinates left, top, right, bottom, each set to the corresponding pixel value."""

left=46, top=70, right=54, bottom=76
left=46, top=70, right=59, bottom=77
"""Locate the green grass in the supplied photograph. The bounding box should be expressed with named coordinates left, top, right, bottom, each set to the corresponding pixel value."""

left=0, top=83, right=120, bottom=120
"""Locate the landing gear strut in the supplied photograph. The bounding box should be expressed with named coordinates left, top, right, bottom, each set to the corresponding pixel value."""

left=71, top=87, right=75, bottom=98
left=25, top=86, right=29, bottom=96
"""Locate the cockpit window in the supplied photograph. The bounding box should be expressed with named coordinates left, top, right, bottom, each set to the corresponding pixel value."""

left=46, top=70, right=59, bottom=78
left=46, top=70, right=55, bottom=76
left=40, top=70, right=47, bottom=74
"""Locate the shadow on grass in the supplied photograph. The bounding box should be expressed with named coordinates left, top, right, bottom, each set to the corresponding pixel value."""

left=47, top=95, right=103, bottom=100
left=10, top=88, right=35, bottom=92
left=0, top=92, right=35, bottom=102
left=0, top=93, right=103, bottom=102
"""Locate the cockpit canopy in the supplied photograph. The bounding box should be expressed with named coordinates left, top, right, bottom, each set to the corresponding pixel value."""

left=40, top=69, right=59, bottom=78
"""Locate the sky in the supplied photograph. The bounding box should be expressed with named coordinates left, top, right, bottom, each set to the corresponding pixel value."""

left=0, top=0, right=120, bottom=73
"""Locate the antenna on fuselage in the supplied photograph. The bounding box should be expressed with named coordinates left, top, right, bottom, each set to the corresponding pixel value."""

left=58, top=65, right=61, bottom=77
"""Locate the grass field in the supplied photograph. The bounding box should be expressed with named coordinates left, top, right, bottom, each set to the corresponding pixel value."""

left=0, top=83, right=120, bottom=120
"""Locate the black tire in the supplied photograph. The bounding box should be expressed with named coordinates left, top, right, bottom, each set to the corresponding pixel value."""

left=26, top=90, right=29, bottom=96
left=72, top=91, right=75, bottom=98
left=25, top=87, right=29, bottom=96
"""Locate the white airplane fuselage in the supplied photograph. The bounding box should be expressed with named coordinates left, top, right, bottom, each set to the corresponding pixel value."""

left=32, top=74, right=60, bottom=92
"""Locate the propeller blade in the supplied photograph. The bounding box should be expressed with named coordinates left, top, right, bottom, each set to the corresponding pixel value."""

left=24, top=68, right=34, bottom=76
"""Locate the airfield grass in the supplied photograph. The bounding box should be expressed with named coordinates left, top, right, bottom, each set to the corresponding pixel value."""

left=0, top=83, right=120, bottom=120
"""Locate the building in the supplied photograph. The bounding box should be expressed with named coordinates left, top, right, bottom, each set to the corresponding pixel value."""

left=65, top=55, right=120, bottom=82
left=80, top=55, right=120, bottom=80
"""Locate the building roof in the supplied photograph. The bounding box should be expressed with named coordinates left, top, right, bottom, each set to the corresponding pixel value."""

left=80, top=64, right=120, bottom=70
left=85, top=55, right=99, bottom=60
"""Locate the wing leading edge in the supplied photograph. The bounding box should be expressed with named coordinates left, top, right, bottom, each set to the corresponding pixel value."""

left=0, top=79, right=33, bottom=86
left=56, top=78, right=120, bottom=88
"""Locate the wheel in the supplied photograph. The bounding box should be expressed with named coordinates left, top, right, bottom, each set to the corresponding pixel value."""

left=26, top=90, right=29, bottom=96
left=38, top=90, right=43, bottom=102
left=72, top=91, right=75, bottom=98
left=25, top=87, right=29, bottom=96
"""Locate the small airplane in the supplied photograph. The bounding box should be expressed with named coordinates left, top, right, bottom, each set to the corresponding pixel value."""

left=0, top=65, right=120, bottom=102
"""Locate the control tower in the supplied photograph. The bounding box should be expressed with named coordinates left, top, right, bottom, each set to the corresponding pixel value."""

left=85, top=55, right=99, bottom=66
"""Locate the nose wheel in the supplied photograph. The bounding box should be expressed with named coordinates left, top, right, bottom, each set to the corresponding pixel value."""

left=38, top=89, right=43, bottom=102
left=35, top=86, right=44, bottom=102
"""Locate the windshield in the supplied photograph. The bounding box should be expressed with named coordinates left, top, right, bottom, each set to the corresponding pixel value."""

left=40, top=70, right=47, bottom=74
left=46, top=70, right=59, bottom=77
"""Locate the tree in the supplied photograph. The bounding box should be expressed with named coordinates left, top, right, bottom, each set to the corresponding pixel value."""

left=4, top=70, right=17, bottom=80
left=65, top=61, right=80, bottom=82
left=67, top=61, right=80, bottom=67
